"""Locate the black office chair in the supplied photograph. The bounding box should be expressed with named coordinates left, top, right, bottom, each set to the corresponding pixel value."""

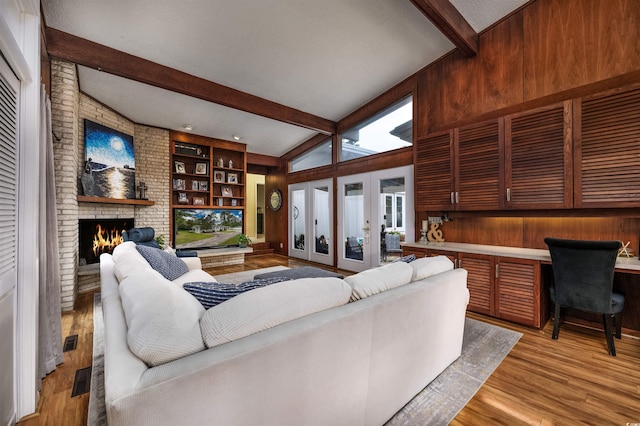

left=544, top=237, right=624, bottom=356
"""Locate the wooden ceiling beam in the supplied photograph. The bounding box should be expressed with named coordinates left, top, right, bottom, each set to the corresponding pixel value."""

left=45, top=27, right=336, bottom=135
left=410, top=0, right=478, bottom=57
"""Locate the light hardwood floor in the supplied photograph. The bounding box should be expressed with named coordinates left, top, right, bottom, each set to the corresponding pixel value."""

left=18, top=254, right=640, bottom=425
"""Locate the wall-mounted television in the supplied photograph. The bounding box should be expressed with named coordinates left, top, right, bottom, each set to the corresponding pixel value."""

left=173, top=208, right=244, bottom=250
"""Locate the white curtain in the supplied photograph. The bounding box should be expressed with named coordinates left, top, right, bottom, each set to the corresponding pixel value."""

left=38, top=84, right=63, bottom=380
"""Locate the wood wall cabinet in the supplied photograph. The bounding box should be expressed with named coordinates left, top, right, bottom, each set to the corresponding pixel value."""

left=414, top=131, right=454, bottom=211
left=574, top=84, right=640, bottom=208
left=505, top=101, right=572, bottom=209
left=415, top=101, right=573, bottom=213
left=455, top=120, right=503, bottom=210
left=170, top=133, right=246, bottom=210
left=402, top=246, right=542, bottom=328
left=415, top=119, right=503, bottom=212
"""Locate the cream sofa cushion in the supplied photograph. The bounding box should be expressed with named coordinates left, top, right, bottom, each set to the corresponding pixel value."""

left=119, top=269, right=205, bottom=366
left=200, top=277, right=351, bottom=348
left=344, top=261, right=414, bottom=301
left=410, top=255, right=454, bottom=281
left=112, top=241, right=152, bottom=282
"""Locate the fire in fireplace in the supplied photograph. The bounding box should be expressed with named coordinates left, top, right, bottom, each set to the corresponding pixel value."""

left=79, top=218, right=134, bottom=264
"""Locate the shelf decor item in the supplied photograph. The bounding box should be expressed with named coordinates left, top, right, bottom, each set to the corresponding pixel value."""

left=174, top=161, right=186, bottom=174
left=214, top=171, right=225, bottom=183
left=231, top=199, right=237, bottom=206
left=173, top=178, right=186, bottom=190
left=195, top=162, right=208, bottom=175
left=178, top=192, right=189, bottom=204
left=228, top=159, right=233, bottom=168
left=222, top=186, right=233, bottom=197
left=217, top=157, right=224, bottom=168
left=193, top=197, right=205, bottom=206
left=269, top=189, right=282, bottom=211
left=228, top=173, right=238, bottom=184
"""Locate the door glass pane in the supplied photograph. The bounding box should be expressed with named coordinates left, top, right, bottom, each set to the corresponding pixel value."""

left=343, top=183, right=364, bottom=261
left=313, top=186, right=330, bottom=254
left=292, top=189, right=305, bottom=251
left=380, top=177, right=405, bottom=264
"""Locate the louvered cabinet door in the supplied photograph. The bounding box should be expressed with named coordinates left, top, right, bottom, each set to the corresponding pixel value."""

left=495, top=257, right=541, bottom=328
left=414, top=131, right=454, bottom=211
left=505, top=102, right=572, bottom=209
left=576, top=84, right=640, bottom=207
left=455, top=120, right=504, bottom=210
left=458, top=252, right=494, bottom=316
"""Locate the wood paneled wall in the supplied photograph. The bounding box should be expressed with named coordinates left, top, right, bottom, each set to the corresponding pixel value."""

left=429, top=216, right=640, bottom=254
left=265, top=166, right=288, bottom=255
left=420, top=0, right=640, bottom=135
left=413, top=0, right=640, bottom=250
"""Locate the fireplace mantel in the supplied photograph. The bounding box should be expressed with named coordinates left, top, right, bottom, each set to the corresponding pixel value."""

left=77, top=195, right=155, bottom=206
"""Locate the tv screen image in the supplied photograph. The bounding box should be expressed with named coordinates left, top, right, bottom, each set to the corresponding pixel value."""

left=174, top=208, right=243, bottom=249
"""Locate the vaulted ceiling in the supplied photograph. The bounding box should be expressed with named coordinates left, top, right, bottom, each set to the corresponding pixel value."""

left=42, top=0, right=528, bottom=157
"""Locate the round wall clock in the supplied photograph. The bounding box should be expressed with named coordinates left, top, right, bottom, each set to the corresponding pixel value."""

left=269, top=189, right=282, bottom=211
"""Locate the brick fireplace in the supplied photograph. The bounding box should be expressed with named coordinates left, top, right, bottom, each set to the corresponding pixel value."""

left=51, top=59, right=170, bottom=311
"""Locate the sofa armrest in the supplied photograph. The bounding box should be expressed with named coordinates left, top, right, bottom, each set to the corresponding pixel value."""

left=181, top=256, right=202, bottom=271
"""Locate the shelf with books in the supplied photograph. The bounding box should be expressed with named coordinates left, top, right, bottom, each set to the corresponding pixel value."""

left=170, top=132, right=246, bottom=221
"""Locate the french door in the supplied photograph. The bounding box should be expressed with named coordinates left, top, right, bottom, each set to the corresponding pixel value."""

left=337, top=166, right=414, bottom=272
left=288, top=178, right=333, bottom=265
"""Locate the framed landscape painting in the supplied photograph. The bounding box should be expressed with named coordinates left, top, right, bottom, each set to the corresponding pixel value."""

left=83, top=120, right=136, bottom=199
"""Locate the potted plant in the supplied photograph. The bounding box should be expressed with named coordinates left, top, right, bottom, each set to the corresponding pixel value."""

left=237, top=233, right=252, bottom=248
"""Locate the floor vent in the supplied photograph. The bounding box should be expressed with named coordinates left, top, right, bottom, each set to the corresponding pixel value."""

left=63, top=335, right=78, bottom=352
left=71, top=366, right=92, bottom=397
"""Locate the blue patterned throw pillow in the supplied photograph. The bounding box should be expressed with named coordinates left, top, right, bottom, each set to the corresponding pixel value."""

left=184, top=277, right=291, bottom=309
left=392, top=253, right=417, bottom=264
left=135, top=244, right=189, bottom=281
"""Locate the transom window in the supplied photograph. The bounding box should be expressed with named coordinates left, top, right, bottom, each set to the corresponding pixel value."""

left=340, top=95, right=412, bottom=162
left=289, top=138, right=332, bottom=173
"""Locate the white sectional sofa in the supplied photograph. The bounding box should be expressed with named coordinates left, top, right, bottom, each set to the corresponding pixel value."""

left=100, top=242, right=469, bottom=425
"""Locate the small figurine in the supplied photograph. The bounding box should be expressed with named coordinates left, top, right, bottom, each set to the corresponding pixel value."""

left=228, top=159, right=233, bottom=168
left=81, top=157, right=94, bottom=196
left=137, top=181, right=148, bottom=200
left=217, top=157, right=224, bottom=168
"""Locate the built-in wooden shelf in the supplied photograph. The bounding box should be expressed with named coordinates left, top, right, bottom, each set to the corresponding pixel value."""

left=77, top=195, right=155, bottom=206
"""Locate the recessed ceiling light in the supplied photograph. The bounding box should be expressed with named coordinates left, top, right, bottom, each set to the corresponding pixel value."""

left=183, top=124, right=194, bottom=131
left=232, top=135, right=241, bottom=141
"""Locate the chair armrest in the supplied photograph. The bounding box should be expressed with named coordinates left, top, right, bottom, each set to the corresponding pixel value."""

left=181, top=256, right=202, bottom=271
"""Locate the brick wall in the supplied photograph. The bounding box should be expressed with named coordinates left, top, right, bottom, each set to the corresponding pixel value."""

left=51, top=59, right=170, bottom=309
left=51, top=59, right=79, bottom=311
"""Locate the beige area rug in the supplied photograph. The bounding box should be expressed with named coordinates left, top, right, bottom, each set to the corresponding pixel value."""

left=88, top=266, right=522, bottom=425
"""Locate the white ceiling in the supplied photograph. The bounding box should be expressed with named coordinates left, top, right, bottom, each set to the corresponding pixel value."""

left=42, top=0, right=528, bottom=157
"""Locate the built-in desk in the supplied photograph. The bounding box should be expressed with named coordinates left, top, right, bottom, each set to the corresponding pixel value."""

left=402, top=242, right=640, bottom=336
left=403, top=241, right=640, bottom=273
